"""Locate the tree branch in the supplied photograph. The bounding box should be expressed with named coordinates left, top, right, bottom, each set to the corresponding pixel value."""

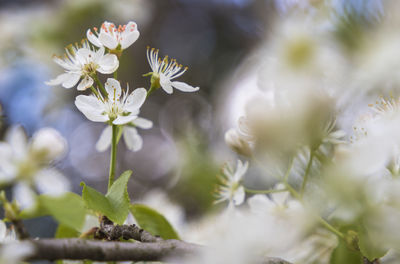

left=4, top=238, right=292, bottom=264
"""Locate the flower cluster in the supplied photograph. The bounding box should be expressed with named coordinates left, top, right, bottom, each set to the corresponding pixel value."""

left=47, top=21, right=199, bottom=152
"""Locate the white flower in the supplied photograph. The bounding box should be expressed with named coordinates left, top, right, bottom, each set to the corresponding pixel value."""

left=75, top=78, right=147, bottom=125
left=0, top=220, right=16, bottom=243
left=87, top=21, right=139, bottom=50
left=96, top=117, right=153, bottom=152
left=215, top=160, right=248, bottom=206
left=0, top=126, right=70, bottom=210
left=46, top=41, right=119, bottom=91
left=146, top=47, right=199, bottom=94
left=0, top=220, right=33, bottom=264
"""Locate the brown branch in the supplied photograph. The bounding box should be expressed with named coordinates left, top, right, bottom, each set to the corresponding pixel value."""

left=5, top=238, right=292, bottom=264
left=11, top=219, right=30, bottom=240
left=94, top=216, right=161, bottom=242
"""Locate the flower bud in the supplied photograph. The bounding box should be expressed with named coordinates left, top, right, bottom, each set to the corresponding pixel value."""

left=225, top=128, right=252, bottom=157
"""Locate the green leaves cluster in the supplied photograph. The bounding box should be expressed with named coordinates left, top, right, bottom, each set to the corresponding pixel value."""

left=18, top=170, right=179, bottom=240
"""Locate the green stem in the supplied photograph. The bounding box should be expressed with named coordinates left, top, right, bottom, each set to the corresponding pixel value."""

left=300, top=150, right=315, bottom=196
left=113, top=70, right=118, bottom=80
left=93, top=74, right=107, bottom=98
left=90, top=86, right=101, bottom=100
left=244, top=187, right=288, bottom=194
left=284, top=156, right=295, bottom=183
left=283, top=181, right=344, bottom=239
left=108, top=125, right=118, bottom=191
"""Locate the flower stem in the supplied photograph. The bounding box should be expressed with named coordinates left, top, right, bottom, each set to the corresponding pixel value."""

left=108, top=124, right=118, bottom=191
left=300, top=150, right=315, bottom=196
left=113, top=70, right=118, bottom=80
left=283, top=180, right=344, bottom=239
left=93, top=74, right=108, bottom=98
left=244, top=187, right=288, bottom=194
left=90, top=86, right=101, bottom=100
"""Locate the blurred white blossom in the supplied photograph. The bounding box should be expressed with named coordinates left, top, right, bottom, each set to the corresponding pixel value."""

left=0, top=126, right=70, bottom=210
left=215, top=160, right=248, bottom=206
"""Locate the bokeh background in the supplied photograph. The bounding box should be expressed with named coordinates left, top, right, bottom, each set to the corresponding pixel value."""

left=0, top=0, right=387, bottom=242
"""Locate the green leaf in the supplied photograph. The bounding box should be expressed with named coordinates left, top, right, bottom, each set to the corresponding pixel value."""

left=55, top=224, right=80, bottom=238
left=81, top=170, right=132, bottom=225
left=39, top=192, right=87, bottom=231
left=358, top=226, right=388, bottom=261
left=130, top=204, right=179, bottom=240
left=330, top=239, right=363, bottom=264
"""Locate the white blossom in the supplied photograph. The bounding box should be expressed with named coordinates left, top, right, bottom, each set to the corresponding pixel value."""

left=0, top=126, right=70, bottom=210
left=0, top=220, right=33, bottom=264
left=75, top=78, right=147, bottom=125
left=215, top=160, right=248, bottom=206
left=87, top=21, right=139, bottom=50
left=46, top=41, right=119, bottom=91
left=146, top=47, right=199, bottom=94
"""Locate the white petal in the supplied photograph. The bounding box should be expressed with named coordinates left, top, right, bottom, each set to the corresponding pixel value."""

left=0, top=220, right=6, bottom=241
left=62, top=73, right=81, bottom=89
left=6, top=126, right=28, bottom=160
left=76, top=48, right=92, bottom=65
left=13, top=182, right=36, bottom=211
left=96, top=126, right=112, bottom=152
left=124, top=88, right=147, bottom=112
left=98, top=54, right=119, bottom=74
left=113, top=114, right=137, bottom=125
left=232, top=186, right=245, bottom=206
left=233, top=160, right=248, bottom=182
left=45, top=73, right=69, bottom=86
left=171, top=81, right=199, bottom=92
left=132, top=117, right=153, bottom=129
left=104, top=78, right=122, bottom=100
left=120, top=22, right=140, bottom=49
left=160, top=74, right=173, bottom=94
left=77, top=76, right=94, bottom=91
left=34, top=168, right=70, bottom=196
left=75, top=95, right=109, bottom=122
left=99, top=32, right=118, bottom=50
left=86, top=29, right=102, bottom=47
left=123, top=127, right=143, bottom=151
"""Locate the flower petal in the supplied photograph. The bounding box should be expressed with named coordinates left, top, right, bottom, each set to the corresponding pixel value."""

left=132, top=117, right=153, bottom=129
left=104, top=78, right=122, bottom=100
left=113, top=114, right=137, bottom=125
left=160, top=74, right=173, bottom=94
left=125, top=88, right=147, bottom=112
left=123, top=127, right=143, bottom=151
left=45, top=73, right=69, bottom=86
left=86, top=29, right=102, bottom=47
left=34, top=168, right=70, bottom=196
left=77, top=76, right=94, bottom=91
left=75, top=95, right=109, bottom=122
left=96, top=126, right=112, bottom=152
left=171, top=81, right=199, bottom=92
left=232, top=185, right=245, bottom=206
left=99, top=32, right=118, bottom=50
left=6, top=126, right=28, bottom=160
left=97, top=54, right=119, bottom=74
left=62, top=73, right=81, bottom=89
left=120, top=22, right=140, bottom=49
left=13, top=182, right=36, bottom=211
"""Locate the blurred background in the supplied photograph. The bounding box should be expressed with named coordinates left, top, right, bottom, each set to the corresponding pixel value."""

left=0, top=0, right=390, bottom=240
